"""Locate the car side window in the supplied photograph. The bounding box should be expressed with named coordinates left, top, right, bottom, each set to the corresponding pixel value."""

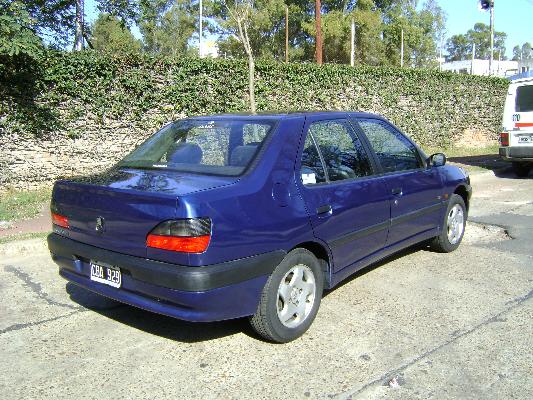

left=357, top=119, right=422, bottom=173
left=301, top=133, right=327, bottom=184
left=301, top=119, right=373, bottom=185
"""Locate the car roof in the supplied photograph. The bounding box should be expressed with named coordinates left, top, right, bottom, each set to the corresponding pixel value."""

left=188, top=111, right=387, bottom=121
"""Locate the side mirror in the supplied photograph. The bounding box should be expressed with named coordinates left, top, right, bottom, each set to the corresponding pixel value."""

left=428, top=153, right=446, bottom=167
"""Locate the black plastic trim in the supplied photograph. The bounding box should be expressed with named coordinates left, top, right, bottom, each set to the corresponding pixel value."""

left=47, top=233, right=285, bottom=292
left=390, top=203, right=444, bottom=227
left=329, top=202, right=445, bottom=248
left=499, top=146, right=533, bottom=160
left=330, top=220, right=389, bottom=248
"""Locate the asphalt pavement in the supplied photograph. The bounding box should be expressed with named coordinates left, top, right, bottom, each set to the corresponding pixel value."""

left=0, top=169, right=532, bottom=400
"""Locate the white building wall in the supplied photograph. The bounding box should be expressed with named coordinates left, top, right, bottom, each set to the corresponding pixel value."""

left=441, top=59, right=518, bottom=77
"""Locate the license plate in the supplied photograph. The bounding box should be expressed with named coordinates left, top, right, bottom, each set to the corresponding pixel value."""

left=90, top=261, right=121, bottom=288
left=518, top=136, right=531, bottom=143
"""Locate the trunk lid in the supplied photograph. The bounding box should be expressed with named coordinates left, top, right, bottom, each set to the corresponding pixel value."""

left=52, top=167, right=237, bottom=257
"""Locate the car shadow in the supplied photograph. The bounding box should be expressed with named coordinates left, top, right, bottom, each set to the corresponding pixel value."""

left=66, top=244, right=431, bottom=343
left=447, top=154, right=532, bottom=178
left=65, top=282, right=261, bottom=343
left=323, top=242, right=428, bottom=296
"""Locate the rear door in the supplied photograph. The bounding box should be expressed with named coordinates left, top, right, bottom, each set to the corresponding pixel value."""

left=297, top=116, right=390, bottom=272
left=353, top=118, right=443, bottom=247
left=504, top=82, right=533, bottom=147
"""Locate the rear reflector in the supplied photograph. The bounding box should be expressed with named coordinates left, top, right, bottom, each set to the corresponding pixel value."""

left=500, top=132, right=509, bottom=146
left=146, top=234, right=210, bottom=253
left=146, top=218, right=211, bottom=253
left=51, top=212, right=69, bottom=228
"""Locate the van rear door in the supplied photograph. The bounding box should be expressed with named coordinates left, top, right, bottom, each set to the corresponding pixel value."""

left=504, top=81, right=533, bottom=147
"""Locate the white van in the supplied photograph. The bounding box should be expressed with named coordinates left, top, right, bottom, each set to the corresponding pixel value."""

left=500, top=72, right=533, bottom=177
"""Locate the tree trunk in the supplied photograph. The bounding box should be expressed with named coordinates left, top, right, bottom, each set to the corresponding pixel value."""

left=248, top=53, right=256, bottom=114
left=315, top=0, right=322, bottom=64
left=73, top=0, right=84, bottom=51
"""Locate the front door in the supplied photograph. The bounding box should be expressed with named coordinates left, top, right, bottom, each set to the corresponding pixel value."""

left=297, top=116, right=390, bottom=273
left=354, top=118, right=443, bottom=247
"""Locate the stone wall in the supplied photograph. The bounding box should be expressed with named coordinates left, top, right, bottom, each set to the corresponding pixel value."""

left=0, top=53, right=509, bottom=192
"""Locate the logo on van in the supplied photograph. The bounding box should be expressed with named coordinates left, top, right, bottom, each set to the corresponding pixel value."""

left=513, top=114, right=520, bottom=122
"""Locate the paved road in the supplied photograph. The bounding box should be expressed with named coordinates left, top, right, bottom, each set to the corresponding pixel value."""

left=1, top=170, right=532, bottom=400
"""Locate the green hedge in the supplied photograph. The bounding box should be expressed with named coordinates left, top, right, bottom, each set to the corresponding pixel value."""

left=0, top=51, right=509, bottom=147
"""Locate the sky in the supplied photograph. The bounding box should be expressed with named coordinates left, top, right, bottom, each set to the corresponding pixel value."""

left=84, top=0, right=533, bottom=59
left=440, top=0, right=533, bottom=58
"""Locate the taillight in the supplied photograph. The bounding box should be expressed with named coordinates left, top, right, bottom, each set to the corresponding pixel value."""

left=146, top=218, right=211, bottom=253
left=51, top=212, right=69, bottom=229
left=500, top=132, right=509, bottom=146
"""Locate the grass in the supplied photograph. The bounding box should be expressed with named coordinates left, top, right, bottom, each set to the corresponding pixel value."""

left=422, top=144, right=508, bottom=174
left=422, top=144, right=500, bottom=158
left=0, top=232, right=49, bottom=245
left=0, top=188, right=51, bottom=222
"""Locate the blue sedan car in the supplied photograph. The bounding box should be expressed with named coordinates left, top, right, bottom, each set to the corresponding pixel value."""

left=48, top=112, right=471, bottom=342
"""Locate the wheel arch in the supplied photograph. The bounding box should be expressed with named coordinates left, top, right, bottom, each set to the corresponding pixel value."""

left=453, top=184, right=470, bottom=213
left=290, top=240, right=333, bottom=289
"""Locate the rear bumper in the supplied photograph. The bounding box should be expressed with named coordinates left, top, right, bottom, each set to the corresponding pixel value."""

left=48, top=233, right=284, bottom=322
left=499, top=146, right=533, bottom=162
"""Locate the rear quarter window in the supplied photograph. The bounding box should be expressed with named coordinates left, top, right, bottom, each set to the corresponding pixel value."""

left=516, top=85, right=533, bottom=112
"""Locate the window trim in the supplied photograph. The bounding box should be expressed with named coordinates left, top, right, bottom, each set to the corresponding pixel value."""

left=299, top=118, right=376, bottom=187
left=352, top=118, right=427, bottom=176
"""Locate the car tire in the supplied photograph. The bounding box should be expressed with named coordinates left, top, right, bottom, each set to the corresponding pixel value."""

left=430, top=194, right=467, bottom=253
left=249, top=248, right=324, bottom=343
left=512, top=162, right=531, bottom=178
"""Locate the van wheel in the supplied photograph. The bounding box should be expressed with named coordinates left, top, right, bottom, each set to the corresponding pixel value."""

left=430, top=194, right=466, bottom=253
left=249, top=249, right=324, bottom=343
left=512, top=162, right=531, bottom=178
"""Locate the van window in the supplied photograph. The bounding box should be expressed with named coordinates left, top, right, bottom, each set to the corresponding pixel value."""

left=516, top=85, right=533, bottom=112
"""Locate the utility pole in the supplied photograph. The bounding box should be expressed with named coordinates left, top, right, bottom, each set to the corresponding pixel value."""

left=199, top=0, right=203, bottom=57
left=350, top=18, right=355, bottom=67
left=400, top=29, right=404, bottom=67
left=315, top=0, right=323, bottom=64
left=480, top=1, right=495, bottom=75
left=471, top=43, right=476, bottom=75
left=285, top=6, right=289, bottom=63
left=489, top=1, right=494, bottom=75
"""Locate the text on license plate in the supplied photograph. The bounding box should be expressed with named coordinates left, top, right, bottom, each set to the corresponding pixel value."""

left=518, top=136, right=531, bottom=143
left=90, top=262, right=121, bottom=288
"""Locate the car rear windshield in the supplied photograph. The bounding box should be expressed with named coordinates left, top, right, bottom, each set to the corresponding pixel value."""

left=516, top=85, right=533, bottom=112
left=118, top=118, right=276, bottom=176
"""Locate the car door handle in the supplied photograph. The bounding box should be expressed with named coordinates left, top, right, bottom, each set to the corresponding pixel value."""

left=316, top=205, right=332, bottom=215
left=391, top=187, right=402, bottom=195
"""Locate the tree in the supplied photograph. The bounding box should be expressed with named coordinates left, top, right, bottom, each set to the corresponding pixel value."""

left=302, top=0, right=384, bottom=65
left=521, top=42, right=532, bottom=60
left=445, top=34, right=470, bottom=61
left=73, top=0, right=84, bottom=50
left=446, top=23, right=506, bottom=62
left=0, top=1, right=43, bottom=57
left=220, top=0, right=256, bottom=113
left=97, top=0, right=139, bottom=26
left=215, top=0, right=292, bottom=61
left=512, top=45, right=520, bottom=61
left=138, top=0, right=204, bottom=55
left=382, top=0, right=445, bottom=67
left=315, top=0, right=322, bottom=64
left=15, top=0, right=77, bottom=47
left=91, top=13, right=141, bottom=53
